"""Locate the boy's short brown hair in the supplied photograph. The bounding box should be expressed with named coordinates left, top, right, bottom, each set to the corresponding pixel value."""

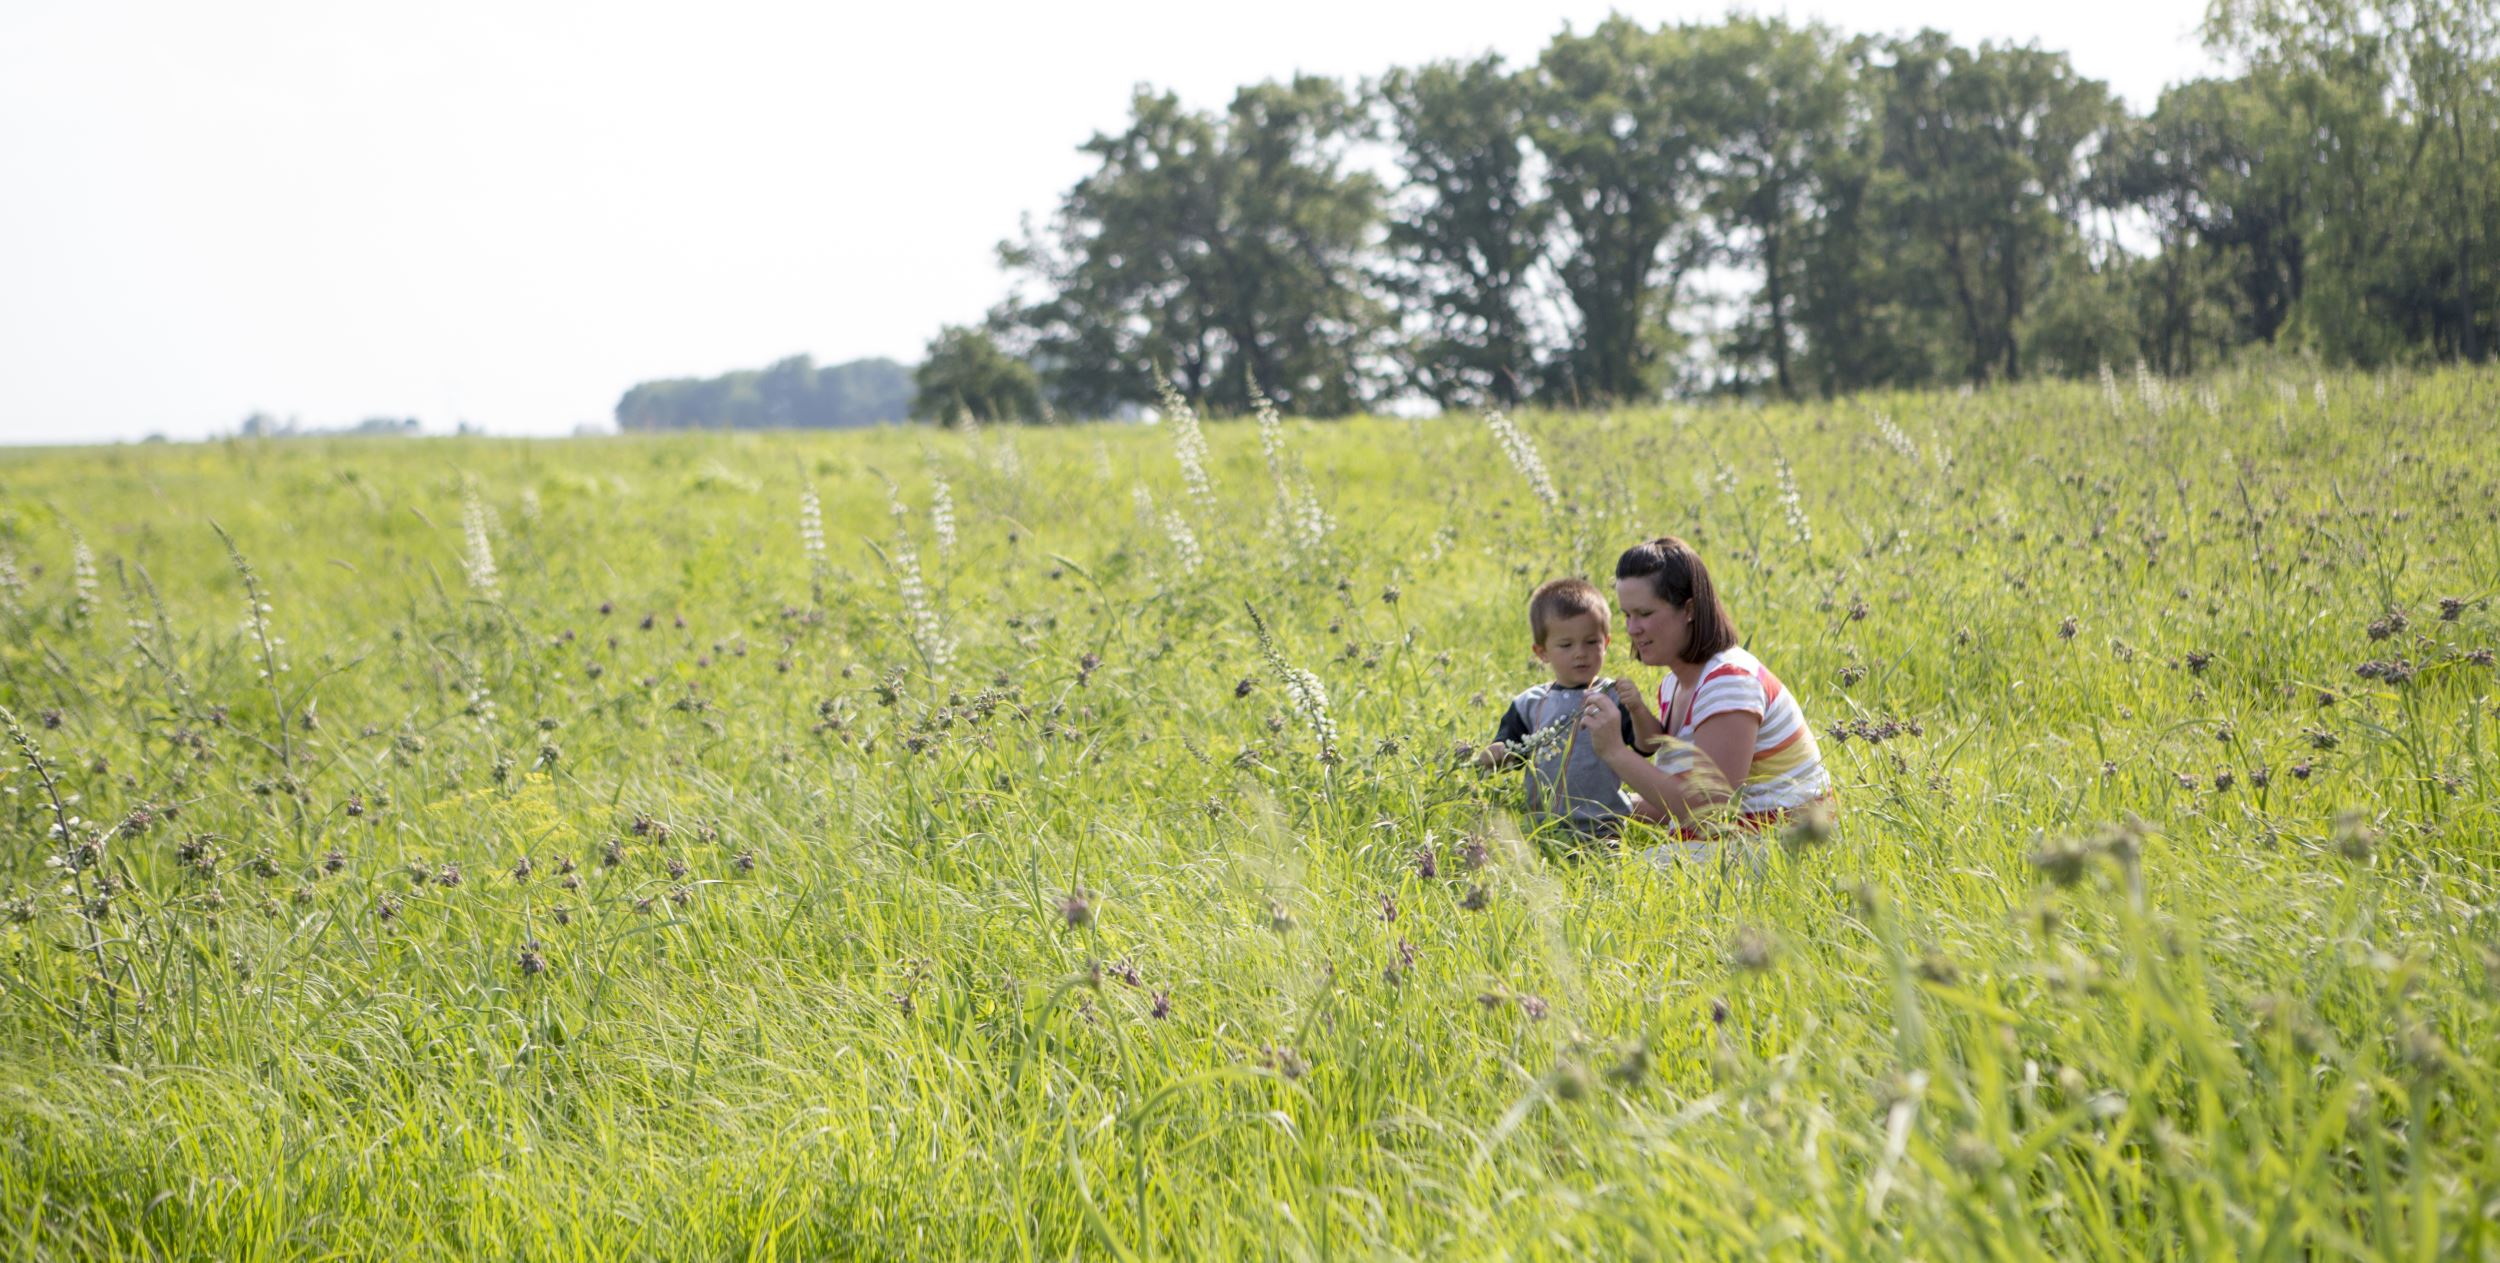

left=1528, top=577, right=1611, bottom=646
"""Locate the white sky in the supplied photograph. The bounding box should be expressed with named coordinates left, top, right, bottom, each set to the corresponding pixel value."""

left=0, top=1, right=2224, bottom=444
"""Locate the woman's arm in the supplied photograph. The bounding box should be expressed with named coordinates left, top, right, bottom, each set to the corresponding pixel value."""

left=1581, top=694, right=1758, bottom=824
left=1678, top=712, right=1760, bottom=812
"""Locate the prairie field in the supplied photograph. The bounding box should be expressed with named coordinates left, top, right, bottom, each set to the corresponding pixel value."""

left=1, top=368, right=2496, bottom=1259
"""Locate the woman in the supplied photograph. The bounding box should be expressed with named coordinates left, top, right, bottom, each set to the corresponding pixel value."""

left=1577, top=536, right=1830, bottom=843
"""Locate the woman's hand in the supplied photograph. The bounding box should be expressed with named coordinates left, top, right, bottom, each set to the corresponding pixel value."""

left=1579, top=691, right=1628, bottom=759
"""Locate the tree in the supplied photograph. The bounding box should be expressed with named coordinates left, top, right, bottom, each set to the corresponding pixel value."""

left=1688, top=17, right=1856, bottom=396
left=614, top=357, right=911, bottom=430
left=1786, top=61, right=1948, bottom=396
left=756, top=355, right=818, bottom=428
left=2101, top=80, right=2266, bottom=372
left=1868, top=33, right=2120, bottom=384
left=1524, top=17, right=1717, bottom=404
left=911, top=326, right=1043, bottom=424
left=998, top=77, right=1391, bottom=417
left=2155, top=77, right=2307, bottom=349
left=1376, top=54, right=1552, bottom=407
left=2206, top=0, right=2499, bottom=364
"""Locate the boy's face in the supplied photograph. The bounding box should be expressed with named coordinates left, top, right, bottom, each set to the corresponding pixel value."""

left=1533, top=611, right=1609, bottom=688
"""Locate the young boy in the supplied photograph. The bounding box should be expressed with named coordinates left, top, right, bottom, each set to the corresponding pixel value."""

left=1478, top=577, right=1664, bottom=836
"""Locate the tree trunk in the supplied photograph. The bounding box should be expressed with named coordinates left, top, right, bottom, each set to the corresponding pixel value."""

left=2452, top=110, right=2483, bottom=362
left=1940, top=229, right=1989, bottom=384
left=1998, top=219, right=2024, bottom=382
left=1764, top=221, right=1794, bottom=397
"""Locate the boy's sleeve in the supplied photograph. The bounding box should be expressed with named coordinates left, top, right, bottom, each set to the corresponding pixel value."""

left=1491, top=697, right=1532, bottom=745
left=1618, top=706, right=1644, bottom=751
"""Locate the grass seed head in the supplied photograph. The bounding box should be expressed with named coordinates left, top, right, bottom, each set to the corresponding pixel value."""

left=2333, top=811, right=2379, bottom=861
left=1266, top=899, right=1294, bottom=933
left=1059, top=888, right=1095, bottom=928
left=1915, top=950, right=1961, bottom=986
left=1947, top=1132, right=2002, bottom=1176
left=1550, top=1059, right=1593, bottom=1103
left=2029, top=835, right=2094, bottom=887
left=1779, top=800, right=1837, bottom=852
left=1729, top=926, right=1780, bottom=972
left=2401, top=1024, right=2451, bottom=1080
left=1604, top=1040, right=1651, bottom=1088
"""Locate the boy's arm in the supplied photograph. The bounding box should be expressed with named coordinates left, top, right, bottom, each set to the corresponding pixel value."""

left=1611, top=677, right=1665, bottom=754
left=1479, top=698, right=1531, bottom=768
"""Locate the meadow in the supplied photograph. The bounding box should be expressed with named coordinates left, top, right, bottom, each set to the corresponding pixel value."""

left=0, top=366, right=2495, bottom=1259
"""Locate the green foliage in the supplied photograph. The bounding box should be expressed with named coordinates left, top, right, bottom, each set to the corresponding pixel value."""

left=911, top=325, right=1044, bottom=424
left=998, top=77, right=1389, bottom=418
left=2103, top=76, right=2297, bottom=370
left=615, top=354, right=912, bottom=431
left=1865, top=33, right=2122, bottom=384
left=2, top=364, right=2497, bottom=1257
left=1377, top=54, right=1550, bottom=408
left=1524, top=16, right=1716, bottom=404
left=1687, top=17, right=1857, bottom=396
left=2205, top=0, right=2500, bottom=364
left=990, top=11, right=2495, bottom=413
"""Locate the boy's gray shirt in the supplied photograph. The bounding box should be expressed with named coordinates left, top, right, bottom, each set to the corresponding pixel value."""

left=1495, top=682, right=1636, bottom=829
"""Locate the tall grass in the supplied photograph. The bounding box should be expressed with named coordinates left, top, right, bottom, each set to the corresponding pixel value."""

left=0, top=364, right=2494, bottom=1259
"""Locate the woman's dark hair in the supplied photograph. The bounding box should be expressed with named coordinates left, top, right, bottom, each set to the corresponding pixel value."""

left=1614, top=536, right=1739, bottom=662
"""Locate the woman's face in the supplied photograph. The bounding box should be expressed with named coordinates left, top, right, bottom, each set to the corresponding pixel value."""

left=1615, top=575, right=1691, bottom=666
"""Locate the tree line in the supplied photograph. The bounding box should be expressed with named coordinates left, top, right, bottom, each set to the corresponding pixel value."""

left=614, top=356, right=914, bottom=431
left=909, top=0, right=2496, bottom=421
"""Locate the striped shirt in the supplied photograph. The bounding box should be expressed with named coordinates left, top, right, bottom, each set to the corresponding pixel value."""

left=1653, top=646, right=1830, bottom=817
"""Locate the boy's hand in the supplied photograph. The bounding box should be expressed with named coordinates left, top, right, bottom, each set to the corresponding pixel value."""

left=1610, top=676, right=1651, bottom=715
left=1474, top=740, right=1511, bottom=769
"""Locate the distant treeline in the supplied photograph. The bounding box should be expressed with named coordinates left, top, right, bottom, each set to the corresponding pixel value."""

left=238, top=413, right=423, bottom=438
left=964, top=0, right=2500, bottom=417
left=614, top=356, right=912, bottom=431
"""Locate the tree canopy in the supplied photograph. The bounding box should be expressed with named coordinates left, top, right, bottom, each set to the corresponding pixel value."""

left=989, top=3, right=2499, bottom=416
left=614, top=356, right=912, bottom=431
left=911, top=326, right=1044, bottom=424
left=627, top=3, right=2500, bottom=426
left=995, top=77, right=1388, bottom=418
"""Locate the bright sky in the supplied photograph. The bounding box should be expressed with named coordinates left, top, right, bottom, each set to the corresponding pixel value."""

left=0, top=1, right=2225, bottom=444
